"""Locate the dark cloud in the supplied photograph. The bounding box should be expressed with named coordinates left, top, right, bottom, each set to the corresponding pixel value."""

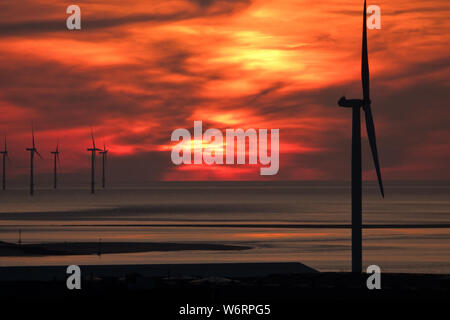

left=0, top=0, right=252, bottom=37
left=0, top=13, right=189, bottom=36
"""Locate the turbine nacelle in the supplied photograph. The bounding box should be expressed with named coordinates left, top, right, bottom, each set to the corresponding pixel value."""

left=0, top=137, right=7, bottom=155
left=27, top=125, right=43, bottom=159
left=51, top=143, right=60, bottom=155
left=338, top=96, right=368, bottom=108
left=26, top=147, right=43, bottom=159
left=99, top=141, right=108, bottom=155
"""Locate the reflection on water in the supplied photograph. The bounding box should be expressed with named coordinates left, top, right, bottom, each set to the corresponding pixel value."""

left=0, top=182, right=449, bottom=273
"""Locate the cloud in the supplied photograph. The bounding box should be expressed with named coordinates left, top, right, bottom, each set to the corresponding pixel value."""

left=0, top=0, right=449, bottom=182
left=0, top=0, right=252, bottom=37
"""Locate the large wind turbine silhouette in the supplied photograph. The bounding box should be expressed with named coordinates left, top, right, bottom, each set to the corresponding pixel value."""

left=50, top=142, right=61, bottom=189
left=26, top=126, right=43, bottom=196
left=99, top=142, right=108, bottom=189
left=87, top=130, right=101, bottom=194
left=0, top=137, right=9, bottom=190
left=338, top=0, right=384, bottom=273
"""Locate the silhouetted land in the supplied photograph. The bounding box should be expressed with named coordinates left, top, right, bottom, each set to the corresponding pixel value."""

left=0, top=263, right=448, bottom=317
left=0, top=263, right=448, bottom=303
left=0, top=241, right=251, bottom=256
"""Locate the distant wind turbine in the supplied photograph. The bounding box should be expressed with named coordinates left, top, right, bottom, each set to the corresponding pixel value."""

left=87, top=130, right=101, bottom=194
left=0, top=137, right=9, bottom=190
left=50, top=142, right=61, bottom=189
left=337, top=0, right=384, bottom=273
left=99, top=142, right=108, bottom=189
left=26, top=126, right=43, bottom=196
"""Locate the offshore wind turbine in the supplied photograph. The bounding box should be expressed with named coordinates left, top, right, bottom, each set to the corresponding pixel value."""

left=0, top=137, right=9, bottom=190
left=337, top=0, right=384, bottom=273
left=87, top=130, right=101, bottom=194
left=26, top=126, right=43, bottom=196
left=50, top=142, right=61, bottom=189
left=99, top=142, right=108, bottom=189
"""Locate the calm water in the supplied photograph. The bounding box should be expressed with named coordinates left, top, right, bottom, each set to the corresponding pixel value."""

left=0, top=181, right=449, bottom=273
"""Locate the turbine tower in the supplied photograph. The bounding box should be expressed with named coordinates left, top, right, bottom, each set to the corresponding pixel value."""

left=99, top=142, right=108, bottom=188
left=26, top=126, right=43, bottom=196
left=337, top=0, right=384, bottom=273
left=87, top=130, right=101, bottom=194
left=50, top=142, right=60, bottom=189
left=0, top=137, right=9, bottom=190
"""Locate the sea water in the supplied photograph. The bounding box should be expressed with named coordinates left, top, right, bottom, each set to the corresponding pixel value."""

left=0, top=181, right=449, bottom=273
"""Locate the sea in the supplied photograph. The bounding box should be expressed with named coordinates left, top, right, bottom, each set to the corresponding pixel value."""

left=0, top=181, right=449, bottom=273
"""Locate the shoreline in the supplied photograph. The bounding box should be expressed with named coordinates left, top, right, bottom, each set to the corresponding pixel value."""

left=0, top=241, right=252, bottom=257
left=0, top=262, right=318, bottom=281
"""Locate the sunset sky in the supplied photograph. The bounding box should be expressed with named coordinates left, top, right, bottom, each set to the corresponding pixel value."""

left=0, top=0, right=449, bottom=183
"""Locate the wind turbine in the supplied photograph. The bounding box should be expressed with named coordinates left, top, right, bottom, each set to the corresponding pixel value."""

left=0, top=137, right=9, bottom=190
left=337, top=0, right=384, bottom=273
left=87, top=130, right=101, bottom=194
left=99, top=142, right=108, bottom=188
left=50, top=142, right=61, bottom=189
left=26, top=126, right=43, bottom=196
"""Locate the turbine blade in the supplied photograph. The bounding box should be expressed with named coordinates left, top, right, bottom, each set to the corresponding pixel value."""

left=362, top=0, right=370, bottom=102
left=6, top=151, right=12, bottom=165
left=91, top=129, right=95, bottom=149
left=32, top=125, right=36, bottom=149
left=36, top=151, right=43, bottom=160
left=364, top=104, right=384, bottom=197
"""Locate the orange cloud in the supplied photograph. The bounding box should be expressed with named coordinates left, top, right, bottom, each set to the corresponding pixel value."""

left=0, top=0, right=449, bottom=181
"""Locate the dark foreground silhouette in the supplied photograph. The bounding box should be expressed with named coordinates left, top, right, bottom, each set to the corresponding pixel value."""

left=0, top=263, right=448, bottom=313
left=0, top=241, right=251, bottom=256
